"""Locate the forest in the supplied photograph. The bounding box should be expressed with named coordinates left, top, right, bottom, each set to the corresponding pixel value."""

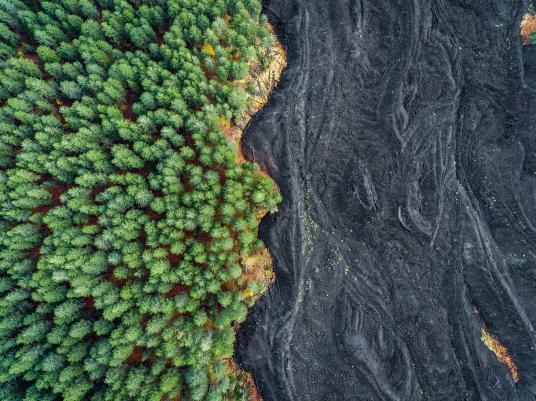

left=0, top=0, right=280, bottom=400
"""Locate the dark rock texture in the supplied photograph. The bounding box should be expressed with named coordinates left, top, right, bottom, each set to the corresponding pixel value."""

left=236, top=0, right=536, bottom=400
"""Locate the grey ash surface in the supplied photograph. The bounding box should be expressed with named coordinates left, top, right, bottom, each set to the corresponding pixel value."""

left=236, top=1, right=536, bottom=400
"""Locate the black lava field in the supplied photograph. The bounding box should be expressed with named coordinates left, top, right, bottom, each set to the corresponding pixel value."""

left=237, top=1, right=536, bottom=400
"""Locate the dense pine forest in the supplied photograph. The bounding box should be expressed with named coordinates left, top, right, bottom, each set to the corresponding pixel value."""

left=0, top=0, right=281, bottom=400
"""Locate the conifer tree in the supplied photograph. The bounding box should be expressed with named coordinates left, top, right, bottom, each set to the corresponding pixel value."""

left=0, top=0, right=280, bottom=400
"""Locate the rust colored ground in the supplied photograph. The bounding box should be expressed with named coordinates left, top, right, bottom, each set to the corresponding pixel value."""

left=481, top=326, right=520, bottom=383
left=521, top=13, right=536, bottom=44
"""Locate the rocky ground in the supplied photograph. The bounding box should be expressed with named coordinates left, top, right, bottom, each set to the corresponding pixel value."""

left=237, top=1, right=536, bottom=400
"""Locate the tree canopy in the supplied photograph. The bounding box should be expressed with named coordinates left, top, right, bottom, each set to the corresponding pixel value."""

left=0, top=1, right=280, bottom=400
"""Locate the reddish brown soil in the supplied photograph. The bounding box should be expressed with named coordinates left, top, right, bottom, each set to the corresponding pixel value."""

left=166, top=283, right=190, bottom=297
left=121, top=89, right=138, bottom=121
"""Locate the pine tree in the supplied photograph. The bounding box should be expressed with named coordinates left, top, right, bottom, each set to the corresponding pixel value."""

left=0, top=0, right=280, bottom=399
